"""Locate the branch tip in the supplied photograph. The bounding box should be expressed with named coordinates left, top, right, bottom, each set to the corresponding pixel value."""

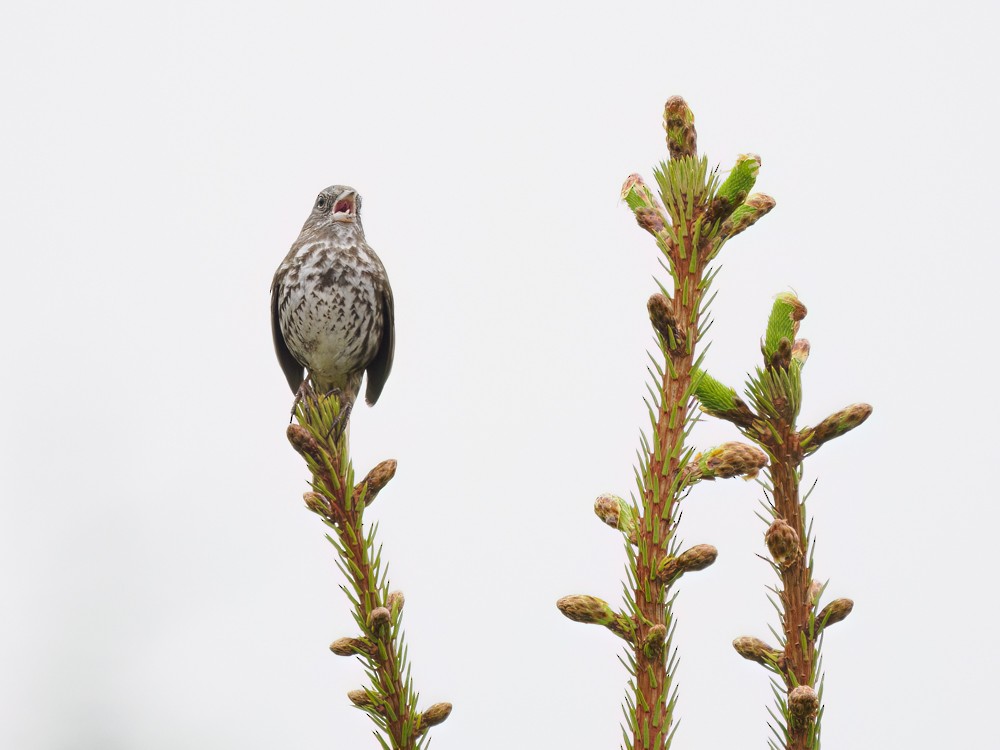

left=681, top=442, right=768, bottom=486
left=732, top=636, right=782, bottom=668
left=800, top=403, right=873, bottom=455
left=303, top=491, right=331, bottom=516
left=594, top=493, right=638, bottom=543
left=416, top=702, right=453, bottom=735
left=330, top=636, right=374, bottom=657
left=817, top=597, right=854, bottom=631
left=354, top=458, right=398, bottom=507
left=556, top=595, right=633, bottom=642
left=663, top=96, right=697, bottom=160
left=656, top=544, right=718, bottom=583
left=347, top=689, right=385, bottom=714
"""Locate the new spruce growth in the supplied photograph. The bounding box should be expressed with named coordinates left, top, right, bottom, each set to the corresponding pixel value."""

left=697, top=295, right=871, bottom=749
left=557, top=96, right=775, bottom=750
left=286, top=396, right=451, bottom=749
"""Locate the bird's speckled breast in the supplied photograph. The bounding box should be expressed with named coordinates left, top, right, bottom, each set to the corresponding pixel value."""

left=277, top=233, right=383, bottom=391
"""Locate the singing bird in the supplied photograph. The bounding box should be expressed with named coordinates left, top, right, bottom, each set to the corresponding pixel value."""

left=271, top=185, right=395, bottom=413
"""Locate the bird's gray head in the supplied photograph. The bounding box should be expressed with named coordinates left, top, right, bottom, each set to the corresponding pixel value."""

left=304, top=185, right=363, bottom=232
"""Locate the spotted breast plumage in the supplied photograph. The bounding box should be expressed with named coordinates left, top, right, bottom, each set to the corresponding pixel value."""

left=271, top=185, right=394, bottom=411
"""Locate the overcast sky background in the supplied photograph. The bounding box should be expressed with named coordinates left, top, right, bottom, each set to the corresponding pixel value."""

left=2, top=1, right=998, bottom=748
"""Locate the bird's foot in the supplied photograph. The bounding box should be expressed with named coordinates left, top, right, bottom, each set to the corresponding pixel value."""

left=289, top=380, right=318, bottom=423
left=323, top=388, right=354, bottom=440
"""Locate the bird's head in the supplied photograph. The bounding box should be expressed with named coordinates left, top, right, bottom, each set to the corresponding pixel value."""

left=305, top=185, right=363, bottom=230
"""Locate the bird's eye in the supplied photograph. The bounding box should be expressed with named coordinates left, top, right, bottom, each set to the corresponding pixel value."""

left=316, top=196, right=328, bottom=211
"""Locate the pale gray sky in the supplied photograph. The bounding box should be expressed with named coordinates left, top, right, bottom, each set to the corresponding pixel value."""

left=2, top=1, right=997, bottom=748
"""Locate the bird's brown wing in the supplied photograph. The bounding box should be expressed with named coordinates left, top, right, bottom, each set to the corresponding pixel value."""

left=271, top=270, right=305, bottom=394
left=364, top=282, right=395, bottom=405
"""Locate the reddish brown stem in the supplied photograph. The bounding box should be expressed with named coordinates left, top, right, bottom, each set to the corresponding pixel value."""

left=302, top=431, right=416, bottom=749
left=633, top=263, right=704, bottom=749
left=767, top=423, right=816, bottom=749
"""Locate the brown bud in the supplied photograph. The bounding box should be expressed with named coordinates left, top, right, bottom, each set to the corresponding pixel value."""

left=647, top=293, right=685, bottom=349
left=368, top=607, right=391, bottom=629
left=347, top=689, right=383, bottom=713
left=556, top=595, right=632, bottom=642
left=765, top=519, right=801, bottom=569
left=593, top=493, right=637, bottom=542
left=817, top=598, right=854, bottom=630
left=682, top=442, right=768, bottom=485
left=664, top=95, right=697, bottom=160
left=788, top=685, right=819, bottom=723
left=556, top=595, right=615, bottom=625
left=303, top=491, right=331, bottom=516
left=593, top=493, right=621, bottom=527
left=386, top=591, right=405, bottom=616
left=800, top=403, right=873, bottom=455
left=809, top=580, right=825, bottom=606
left=791, top=338, right=810, bottom=367
left=416, top=702, right=453, bottom=734
left=657, top=544, right=718, bottom=582
left=635, top=206, right=666, bottom=234
left=287, top=424, right=322, bottom=462
left=354, top=459, right=397, bottom=507
left=745, top=193, right=776, bottom=212
left=642, top=623, right=668, bottom=657
left=769, top=336, right=792, bottom=370
left=329, top=637, right=372, bottom=657
left=733, top=636, right=782, bottom=667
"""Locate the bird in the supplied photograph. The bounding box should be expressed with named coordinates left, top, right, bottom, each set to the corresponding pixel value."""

left=271, top=185, right=395, bottom=420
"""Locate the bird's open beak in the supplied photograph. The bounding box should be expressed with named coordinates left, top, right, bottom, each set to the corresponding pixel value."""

left=331, top=190, right=357, bottom=221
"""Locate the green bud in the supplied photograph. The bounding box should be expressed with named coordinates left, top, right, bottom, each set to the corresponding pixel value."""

left=716, top=153, right=761, bottom=208
left=663, top=96, right=697, bottom=160
left=717, top=193, right=775, bottom=243
left=764, top=293, right=807, bottom=360
left=694, top=370, right=758, bottom=428
left=694, top=370, right=738, bottom=413
left=621, top=173, right=659, bottom=212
